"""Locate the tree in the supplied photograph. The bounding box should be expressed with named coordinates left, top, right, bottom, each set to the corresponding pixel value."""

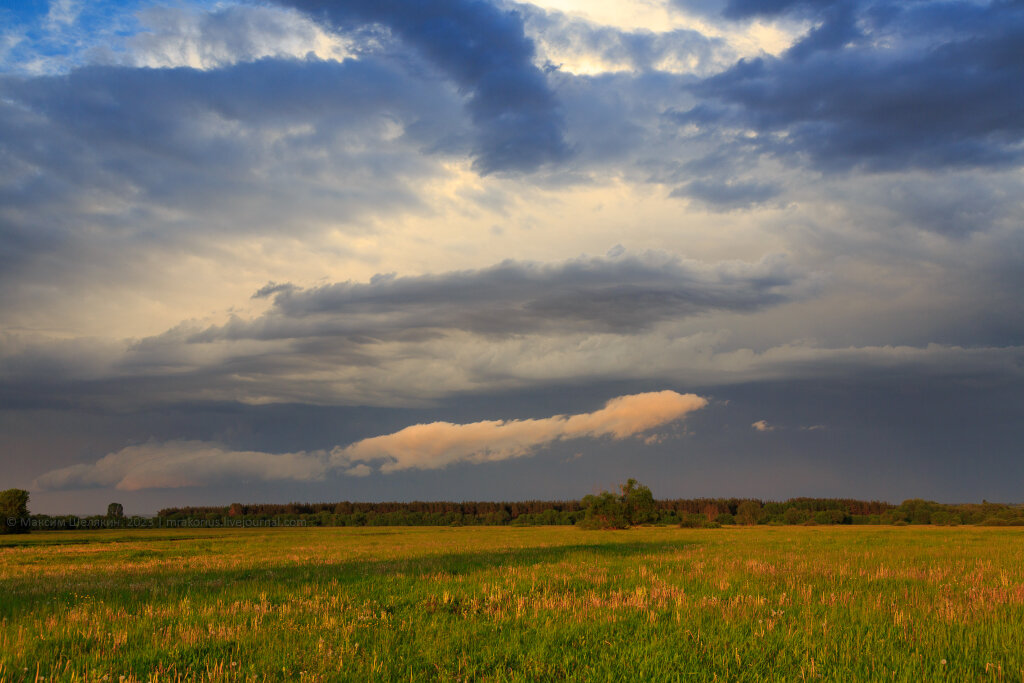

left=620, top=478, right=657, bottom=525
left=577, top=491, right=630, bottom=530
left=107, top=502, right=124, bottom=519
left=577, top=479, right=657, bottom=530
left=736, top=500, right=764, bottom=526
left=1, top=489, right=30, bottom=534
left=783, top=507, right=808, bottom=525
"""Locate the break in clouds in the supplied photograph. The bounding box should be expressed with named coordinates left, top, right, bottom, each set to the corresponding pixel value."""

left=33, top=391, right=707, bottom=490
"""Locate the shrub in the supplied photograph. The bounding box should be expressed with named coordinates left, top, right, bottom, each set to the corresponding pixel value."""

left=577, top=479, right=656, bottom=530
left=680, top=513, right=714, bottom=528
left=0, top=489, right=30, bottom=534
left=931, top=510, right=961, bottom=526
left=783, top=507, right=809, bottom=525
left=736, top=500, right=764, bottom=526
left=577, top=491, right=630, bottom=530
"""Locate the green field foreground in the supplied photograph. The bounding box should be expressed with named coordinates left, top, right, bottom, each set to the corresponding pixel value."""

left=2, top=526, right=1023, bottom=681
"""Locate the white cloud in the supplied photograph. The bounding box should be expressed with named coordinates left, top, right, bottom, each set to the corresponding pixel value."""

left=45, top=0, right=81, bottom=29
left=121, top=5, right=355, bottom=71
left=751, top=419, right=775, bottom=432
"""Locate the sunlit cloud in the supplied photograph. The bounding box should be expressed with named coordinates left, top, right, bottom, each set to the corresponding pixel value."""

left=33, top=441, right=330, bottom=492
left=33, top=391, right=708, bottom=489
left=333, top=390, right=708, bottom=473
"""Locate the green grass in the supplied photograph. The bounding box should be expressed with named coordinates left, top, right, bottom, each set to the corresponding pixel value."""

left=2, top=526, right=1023, bottom=681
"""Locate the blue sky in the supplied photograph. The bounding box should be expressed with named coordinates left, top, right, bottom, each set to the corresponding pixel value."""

left=2, top=0, right=1023, bottom=514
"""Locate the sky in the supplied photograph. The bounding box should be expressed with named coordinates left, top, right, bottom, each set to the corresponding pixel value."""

left=2, top=0, right=1023, bottom=515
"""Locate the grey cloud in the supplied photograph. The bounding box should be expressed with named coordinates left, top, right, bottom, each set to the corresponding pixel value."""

left=253, top=282, right=299, bottom=299
left=0, top=54, right=463, bottom=301
left=783, top=2, right=861, bottom=61
left=550, top=70, right=696, bottom=169
left=680, top=0, right=1024, bottom=172
left=193, top=252, right=804, bottom=341
left=671, top=178, right=781, bottom=210
left=721, top=0, right=847, bottom=20
left=279, top=0, right=569, bottom=173
left=0, top=251, right=810, bottom=408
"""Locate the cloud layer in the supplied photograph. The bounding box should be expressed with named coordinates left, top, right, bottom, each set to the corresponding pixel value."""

left=202, top=251, right=803, bottom=340
left=34, top=391, right=707, bottom=489
left=33, top=441, right=329, bottom=491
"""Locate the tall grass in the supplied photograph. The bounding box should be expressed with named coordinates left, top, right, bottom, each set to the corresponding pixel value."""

left=2, top=526, right=1022, bottom=681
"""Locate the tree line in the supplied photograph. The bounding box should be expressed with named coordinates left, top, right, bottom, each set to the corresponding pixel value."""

left=3, top=486, right=1023, bottom=534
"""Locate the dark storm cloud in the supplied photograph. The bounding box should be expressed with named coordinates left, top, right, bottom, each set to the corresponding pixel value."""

left=192, top=252, right=803, bottom=341
left=0, top=54, right=463, bottom=281
left=678, top=0, right=1024, bottom=172
left=279, top=0, right=569, bottom=173
left=720, top=0, right=847, bottom=20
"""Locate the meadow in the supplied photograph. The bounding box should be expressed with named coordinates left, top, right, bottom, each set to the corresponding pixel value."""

left=1, top=525, right=1023, bottom=681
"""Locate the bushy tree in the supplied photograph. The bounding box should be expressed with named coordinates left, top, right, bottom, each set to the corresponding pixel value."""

left=620, top=478, right=656, bottom=525
left=736, top=500, right=764, bottom=526
left=577, top=491, right=630, bottom=530
left=578, top=479, right=657, bottom=530
left=107, top=502, right=124, bottom=519
left=1, top=489, right=30, bottom=534
left=930, top=510, right=961, bottom=526
left=898, top=499, right=937, bottom=525
left=783, top=507, right=809, bottom=525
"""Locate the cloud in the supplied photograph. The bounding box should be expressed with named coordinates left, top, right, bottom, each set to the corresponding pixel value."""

left=679, top=0, right=1024, bottom=172
left=33, top=440, right=329, bottom=491
left=519, top=5, right=731, bottom=76
left=5, top=317, right=1024, bottom=411
left=279, top=0, right=569, bottom=173
left=0, top=53, right=461, bottom=312
left=671, top=178, right=781, bottom=210
left=33, top=391, right=708, bottom=489
left=719, top=0, right=846, bottom=21
left=751, top=419, right=775, bottom=431
left=192, top=251, right=803, bottom=341
left=332, top=390, right=708, bottom=473
left=117, top=5, right=354, bottom=70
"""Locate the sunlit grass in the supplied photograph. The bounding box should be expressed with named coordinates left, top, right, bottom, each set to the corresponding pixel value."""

left=2, top=526, right=1023, bottom=681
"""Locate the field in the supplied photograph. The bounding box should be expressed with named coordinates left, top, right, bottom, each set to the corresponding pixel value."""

left=2, top=526, right=1023, bottom=681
